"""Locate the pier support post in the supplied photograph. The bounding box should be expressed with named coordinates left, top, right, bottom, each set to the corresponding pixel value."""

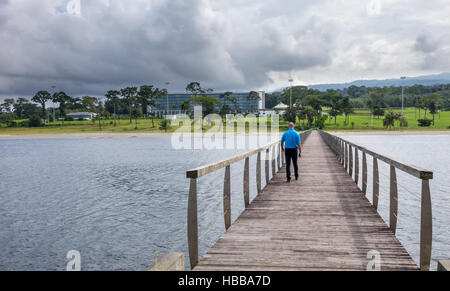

left=278, top=143, right=282, bottom=169
left=349, top=145, right=353, bottom=178
left=257, top=152, right=262, bottom=194
left=344, top=143, right=349, bottom=171
left=243, top=157, right=250, bottom=208
left=362, top=152, right=368, bottom=195
left=420, top=179, right=432, bottom=271
left=373, top=158, right=379, bottom=210
left=265, top=148, right=270, bottom=184
left=355, top=148, right=359, bottom=186
left=223, top=165, right=231, bottom=230
left=272, top=146, right=276, bottom=177
left=390, top=166, right=398, bottom=234
left=187, top=178, right=198, bottom=269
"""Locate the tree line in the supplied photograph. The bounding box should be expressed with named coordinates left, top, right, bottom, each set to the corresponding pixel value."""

left=266, top=84, right=446, bottom=129
left=0, top=82, right=263, bottom=129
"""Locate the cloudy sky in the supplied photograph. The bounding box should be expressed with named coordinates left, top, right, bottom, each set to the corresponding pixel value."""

left=0, top=0, right=449, bottom=97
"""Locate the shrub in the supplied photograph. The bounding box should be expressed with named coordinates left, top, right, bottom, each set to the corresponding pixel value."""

left=29, top=115, right=42, bottom=127
left=418, top=119, right=432, bottom=127
left=159, top=119, right=171, bottom=132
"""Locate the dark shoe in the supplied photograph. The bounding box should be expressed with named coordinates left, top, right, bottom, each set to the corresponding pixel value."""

left=287, top=179, right=291, bottom=183
left=295, top=176, right=299, bottom=181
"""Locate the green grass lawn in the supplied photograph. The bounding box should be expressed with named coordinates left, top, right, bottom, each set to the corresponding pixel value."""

left=0, top=108, right=449, bottom=135
left=0, top=118, right=183, bottom=135
left=322, top=108, right=450, bottom=131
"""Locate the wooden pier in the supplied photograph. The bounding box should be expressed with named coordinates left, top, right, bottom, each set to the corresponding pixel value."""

left=186, top=131, right=433, bottom=271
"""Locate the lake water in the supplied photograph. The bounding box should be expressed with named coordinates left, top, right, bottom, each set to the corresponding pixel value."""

left=0, top=134, right=448, bottom=270
left=0, top=136, right=274, bottom=270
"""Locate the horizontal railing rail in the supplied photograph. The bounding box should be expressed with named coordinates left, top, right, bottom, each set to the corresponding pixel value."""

left=318, top=130, right=433, bottom=271
left=186, top=130, right=312, bottom=269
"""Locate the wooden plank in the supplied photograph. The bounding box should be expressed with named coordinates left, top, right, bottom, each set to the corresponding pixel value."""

left=194, top=131, right=418, bottom=271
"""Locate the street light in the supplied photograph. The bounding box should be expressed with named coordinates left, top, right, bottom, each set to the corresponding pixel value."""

left=165, top=82, right=170, bottom=115
left=51, top=85, right=57, bottom=123
left=401, top=76, right=406, bottom=114
left=288, top=79, right=294, bottom=108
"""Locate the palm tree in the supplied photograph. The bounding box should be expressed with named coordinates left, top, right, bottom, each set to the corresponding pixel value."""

left=383, top=111, right=395, bottom=129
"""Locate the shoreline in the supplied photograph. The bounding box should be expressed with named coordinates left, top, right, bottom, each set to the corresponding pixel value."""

left=0, top=130, right=449, bottom=140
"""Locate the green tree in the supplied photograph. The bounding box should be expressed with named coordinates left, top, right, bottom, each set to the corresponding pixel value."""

left=423, top=93, right=441, bottom=125
left=183, top=96, right=221, bottom=115
left=325, top=90, right=343, bottom=124
left=186, top=82, right=203, bottom=97
left=29, top=115, right=42, bottom=127
left=105, top=90, right=120, bottom=127
left=120, top=87, right=138, bottom=124
left=383, top=111, right=396, bottom=129
left=247, top=91, right=260, bottom=112
left=82, top=96, right=103, bottom=131
left=32, top=91, right=52, bottom=117
left=14, top=98, right=29, bottom=119
left=137, top=86, right=164, bottom=127
left=367, top=89, right=387, bottom=119
left=219, top=92, right=233, bottom=115
left=303, top=106, right=316, bottom=127
left=341, top=97, right=354, bottom=125
left=52, top=91, right=71, bottom=122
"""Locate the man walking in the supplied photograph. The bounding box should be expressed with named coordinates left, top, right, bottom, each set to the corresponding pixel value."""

left=281, top=122, right=302, bottom=183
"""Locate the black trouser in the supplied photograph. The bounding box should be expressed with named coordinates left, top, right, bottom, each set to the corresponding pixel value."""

left=285, top=148, right=299, bottom=181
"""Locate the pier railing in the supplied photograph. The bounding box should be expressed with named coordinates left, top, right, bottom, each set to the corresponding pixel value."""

left=318, top=130, right=433, bottom=271
left=186, top=130, right=312, bottom=268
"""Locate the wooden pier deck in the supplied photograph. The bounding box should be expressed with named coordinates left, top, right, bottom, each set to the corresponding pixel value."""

left=193, top=131, right=419, bottom=271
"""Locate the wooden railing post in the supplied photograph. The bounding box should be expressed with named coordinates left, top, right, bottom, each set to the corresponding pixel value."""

left=243, top=157, right=250, bottom=208
left=355, top=148, right=359, bottom=186
left=187, top=178, right=198, bottom=269
left=420, top=179, right=432, bottom=271
left=390, top=165, right=398, bottom=234
left=345, top=143, right=348, bottom=171
left=362, top=152, right=368, bottom=195
left=265, top=148, right=270, bottom=184
left=223, top=165, right=231, bottom=230
left=272, top=146, right=276, bottom=177
left=349, top=145, right=353, bottom=178
left=256, top=152, right=262, bottom=194
left=373, top=157, right=379, bottom=210
left=278, top=143, right=282, bottom=169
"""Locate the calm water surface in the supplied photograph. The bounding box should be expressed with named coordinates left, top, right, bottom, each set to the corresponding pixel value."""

left=0, top=134, right=448, bottom=270
left=0, top=136, right=271, bottom=270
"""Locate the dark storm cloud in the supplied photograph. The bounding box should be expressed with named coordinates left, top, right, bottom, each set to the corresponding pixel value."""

left=0, top=0, right=338, bottom=97
left=414, top=34, right=439, bottom=53
left=0, top=0, right=449, bottom=98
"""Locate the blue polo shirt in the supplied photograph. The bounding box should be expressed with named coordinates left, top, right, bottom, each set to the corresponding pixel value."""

left=281, top=129, right=301, bottom=149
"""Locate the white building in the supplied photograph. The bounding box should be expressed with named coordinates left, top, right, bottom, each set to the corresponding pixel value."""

left=67, top=112, right=97, bottom=120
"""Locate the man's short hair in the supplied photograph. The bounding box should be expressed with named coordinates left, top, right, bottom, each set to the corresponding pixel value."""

left=289, top=122, right=295, bottom=128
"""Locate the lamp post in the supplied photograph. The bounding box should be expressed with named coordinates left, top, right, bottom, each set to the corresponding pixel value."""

left=401, top=76, right=406, bottom=114
left=288, top=79, right=294, bottom=108
left=165, top=82, right=170, bottom=115
left=51, top=85, right=56, bottom=123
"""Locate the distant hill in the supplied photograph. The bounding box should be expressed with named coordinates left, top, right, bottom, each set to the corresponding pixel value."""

left=306, top=72, right=450, bottom=91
